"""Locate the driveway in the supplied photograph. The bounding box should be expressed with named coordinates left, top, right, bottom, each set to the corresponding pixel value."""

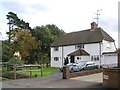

left=2, top=71, right=104, bottom=88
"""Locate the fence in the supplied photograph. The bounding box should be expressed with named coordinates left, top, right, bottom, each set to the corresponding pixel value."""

left=10, top=64, right=42, bottom=79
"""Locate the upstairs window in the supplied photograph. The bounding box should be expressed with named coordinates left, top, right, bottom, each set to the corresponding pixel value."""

left=75, top=44, right=84, bottom=49
left=54, top=47, right=59, bottom=51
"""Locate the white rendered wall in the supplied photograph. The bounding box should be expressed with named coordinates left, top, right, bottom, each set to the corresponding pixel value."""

left=51, top=47, right=62, bottom=67
left=75, top=56, right=90, bottom=63
left=103, top=54, right=117, bottom=67
left=84, top=43, right=100, bottom=55
left=102, top=40, right=116, bottom=52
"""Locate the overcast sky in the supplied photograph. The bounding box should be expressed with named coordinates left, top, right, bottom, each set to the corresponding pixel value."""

left=0, top=0, right=119, bottom=47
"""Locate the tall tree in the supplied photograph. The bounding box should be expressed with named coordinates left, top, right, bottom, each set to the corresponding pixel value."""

left=32, top=24, right=65, bottom=65
left=6, top=12, right=31, bottom=42
left=8, top=28, right=39, bottom=63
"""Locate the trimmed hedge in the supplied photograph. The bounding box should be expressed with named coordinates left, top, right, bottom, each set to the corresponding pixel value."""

left=2, top=72, right=29, bottom=79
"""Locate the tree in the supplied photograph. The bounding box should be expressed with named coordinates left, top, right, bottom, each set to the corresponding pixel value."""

left=2, top=41, right=13, bottom=62
left=32, top=24, right=65, bottom=66
left=33, top=24, right=65, bottom=54
left=6, top=12, right=31, bottom=42
left=9, top=28, right=39, bottom=63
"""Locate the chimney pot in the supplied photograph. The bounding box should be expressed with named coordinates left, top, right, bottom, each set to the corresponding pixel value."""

left=91, top=22, right=98, bottom=29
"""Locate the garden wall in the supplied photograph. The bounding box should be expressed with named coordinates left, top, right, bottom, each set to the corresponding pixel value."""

left=62, top=67, right=103, bottom=79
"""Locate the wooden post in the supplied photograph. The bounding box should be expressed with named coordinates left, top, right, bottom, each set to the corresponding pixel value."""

left=118, top=51, right=120, bottom=68
left=13, top=65, right=16, bottom=80
left=29, top=66, right=32, bottom=78
left=41, top=64, right=43, bottom=77
left=117, top=49, right=120, bottom=88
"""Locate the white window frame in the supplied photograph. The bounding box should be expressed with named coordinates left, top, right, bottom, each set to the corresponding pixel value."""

left=54, top=57, right=59, bottom=61
left=54, top=47, right=59, bottom=51
left=91, top=55, right=99, bottom=61
left=75, top=44, right=84, bottom=49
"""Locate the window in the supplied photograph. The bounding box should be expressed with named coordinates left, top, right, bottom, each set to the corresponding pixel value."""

left=91, top=56, right=94, bottom=61
left=75, top=44, right=84, bottom=49
left=96, top=55, right=99, bottom=61
left=91, top=55, right=99, bottom=61
left=77, top=57, right=79, bottom=60
left=54, top=47, right=59, bottom=51
left=54, top=57, right=59, bottom=61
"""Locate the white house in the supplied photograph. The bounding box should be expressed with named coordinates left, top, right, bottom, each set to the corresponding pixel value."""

left=51, top=22, right=117, bottom=68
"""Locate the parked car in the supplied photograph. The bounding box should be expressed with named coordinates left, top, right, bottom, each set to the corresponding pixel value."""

left=60, top=63, right=73, bottom=72
left=79, top=61, right=98, bottom=71
left=60, top=63, right=80, bottom=73
left=69, top=64, right=80, bottom=73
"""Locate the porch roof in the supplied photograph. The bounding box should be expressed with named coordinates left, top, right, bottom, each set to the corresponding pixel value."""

left=67, top=49, right=90, bottom=56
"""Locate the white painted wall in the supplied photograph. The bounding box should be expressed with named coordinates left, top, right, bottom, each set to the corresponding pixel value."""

left=63, top=45, right=76, bottom=58
left=84, top=43, right=100, bottom=55
left=51, top=47, right=62, bottom=67
left=102, top=40, right=116, bottom=52
left=103, top=53, right=117, bottom=67
left=75, top=56, right=90, bottom=63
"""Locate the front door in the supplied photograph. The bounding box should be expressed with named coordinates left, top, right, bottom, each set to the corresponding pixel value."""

left=70, top=56, right=75, bottom=63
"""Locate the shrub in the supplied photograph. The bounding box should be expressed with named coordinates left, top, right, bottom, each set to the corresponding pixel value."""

left=2, top=72, right=29, bottom=79
left=8, top=57, right=24, bottom=66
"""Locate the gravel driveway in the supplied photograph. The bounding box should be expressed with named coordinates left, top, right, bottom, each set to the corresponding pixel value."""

left=2, top=71, right=104, bottom=88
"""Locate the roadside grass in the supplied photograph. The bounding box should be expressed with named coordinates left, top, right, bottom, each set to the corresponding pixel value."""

left=0, top=77, right=8, bottom=81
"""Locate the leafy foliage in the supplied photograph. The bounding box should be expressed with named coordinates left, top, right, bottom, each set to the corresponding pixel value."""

left=8, top=57, right=24, bottom=65
left=6, top=12, right=31, bottom=42
left=2, top=72, right=29, bottom=79
left=9, top=28, right=39, bottom=61
left=33, top=24, right=65, bottom=54
left=32, top=24, right=65, bottom=65
left=5, top=12, right=65, bottom=65
left=2, top=41, right=13, bottom=62
left=6, top=12, right=31, bottom=30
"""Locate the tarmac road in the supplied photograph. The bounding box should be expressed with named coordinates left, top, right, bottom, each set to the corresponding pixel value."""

left=2, top=71, right=104, bottom=88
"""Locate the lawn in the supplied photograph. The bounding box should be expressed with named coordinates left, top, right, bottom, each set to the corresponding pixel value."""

left=1, top=65, right=60, bottom=79
left=18, top=67, right=59, bottom=78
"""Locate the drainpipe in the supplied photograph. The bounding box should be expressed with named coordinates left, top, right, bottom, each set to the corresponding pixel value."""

left=99, top=42, right=102, bottom=68
left=62, top=46, right=64, bottom=67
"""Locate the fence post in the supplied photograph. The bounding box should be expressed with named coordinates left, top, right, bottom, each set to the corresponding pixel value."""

left=13, top=64, right=16, bottom=80
left=41, top=64, right=43, bottom=77
left=29, top=66, right=32, bottom=78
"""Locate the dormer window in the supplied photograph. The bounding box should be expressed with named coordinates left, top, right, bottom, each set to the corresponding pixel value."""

left=75, top=44, right=84, bottom=49
left=54, top=47, right=59, bottom=51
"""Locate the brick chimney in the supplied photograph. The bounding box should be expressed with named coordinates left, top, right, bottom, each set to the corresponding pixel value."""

left=91, top=22, right=98, bottom=29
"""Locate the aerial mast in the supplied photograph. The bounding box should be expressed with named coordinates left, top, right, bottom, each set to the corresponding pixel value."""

left=94, top=9, right=102, bottom=27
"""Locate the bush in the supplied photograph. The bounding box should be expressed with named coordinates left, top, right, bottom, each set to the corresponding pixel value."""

left=8, top=57, right=24, bottom=66
left=2, top=72, right=29, bottom=79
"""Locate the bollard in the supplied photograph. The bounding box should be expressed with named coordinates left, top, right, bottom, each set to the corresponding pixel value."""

left=13, top=64, right=16, bottom=80
left=29, top=66, right=32, bottom=78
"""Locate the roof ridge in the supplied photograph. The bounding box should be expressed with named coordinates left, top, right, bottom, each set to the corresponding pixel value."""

left=66, top=29, right=90, bottom=34
left=98, top=27, right=104, bottom=40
